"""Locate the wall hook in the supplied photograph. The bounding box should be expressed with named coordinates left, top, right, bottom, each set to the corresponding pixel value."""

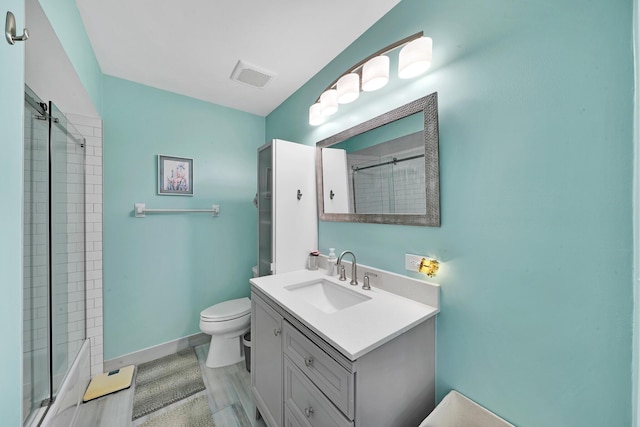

left=330, top=190, right=335, bottom=200
left=297, top=189, right=302, bottom=200
left=5, top=11, right=29, bottom=45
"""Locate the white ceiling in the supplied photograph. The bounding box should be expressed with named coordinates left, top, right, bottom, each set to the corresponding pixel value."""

left=76, top=0, right=402, bottom=117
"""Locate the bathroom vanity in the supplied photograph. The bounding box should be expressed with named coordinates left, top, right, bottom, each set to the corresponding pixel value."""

left=250, top=268, right=439, bottom=427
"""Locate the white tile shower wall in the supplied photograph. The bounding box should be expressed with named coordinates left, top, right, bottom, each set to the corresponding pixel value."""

left=391, top=155, right=425, bottom=214
left=67, top=113, right=104, bottom=376
left=347, top=148, right=425, bottom=214
left=348, top=153, right=390, bottom=214
left=54, top=126, right=87, bottom=385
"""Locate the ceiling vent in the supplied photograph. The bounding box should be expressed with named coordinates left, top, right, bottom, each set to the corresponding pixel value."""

left=230, top=60, right=275, bottom=89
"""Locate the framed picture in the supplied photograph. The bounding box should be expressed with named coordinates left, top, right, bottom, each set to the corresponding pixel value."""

left=158, top=155, right=193, bottom=196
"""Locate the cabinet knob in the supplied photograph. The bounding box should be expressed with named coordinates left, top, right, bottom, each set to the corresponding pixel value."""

left=304, top=357, right=314, bottom=367
left=274, top=328, right=281, bottom=336
left=304, top=407, right=314, bottom=418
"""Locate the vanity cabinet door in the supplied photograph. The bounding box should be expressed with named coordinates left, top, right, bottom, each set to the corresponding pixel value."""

left=252, top=295, right=284, bottom=427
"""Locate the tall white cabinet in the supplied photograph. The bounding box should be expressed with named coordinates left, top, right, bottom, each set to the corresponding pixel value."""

left=257, top=139, right=318, bottom=276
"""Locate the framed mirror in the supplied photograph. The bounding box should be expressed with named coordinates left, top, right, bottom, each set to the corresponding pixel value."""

left=316, top=92, right=440, bottom=226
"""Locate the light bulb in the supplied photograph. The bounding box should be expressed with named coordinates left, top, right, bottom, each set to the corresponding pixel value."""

left=398, top=37, right=432, bottom=79
left=336, top=73, right=360, bottom=104
left=362, top=55, right=390, bottom=92
left=320, top=89, right=338, bottom=116
left=309, top=103, right=324, bottom=126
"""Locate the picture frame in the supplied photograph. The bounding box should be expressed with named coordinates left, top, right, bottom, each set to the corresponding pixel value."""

left=157, top=155, right=193, bottom=196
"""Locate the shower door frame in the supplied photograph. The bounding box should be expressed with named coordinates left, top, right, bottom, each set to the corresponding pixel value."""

left=22, top=86, right=87, bottom=426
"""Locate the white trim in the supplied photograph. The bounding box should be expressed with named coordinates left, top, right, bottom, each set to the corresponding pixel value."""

left=103, top=333, right=209, bottom=372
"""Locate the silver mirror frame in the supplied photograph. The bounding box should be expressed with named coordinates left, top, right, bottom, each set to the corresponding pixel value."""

left=316, top=92, right=440, bottom=226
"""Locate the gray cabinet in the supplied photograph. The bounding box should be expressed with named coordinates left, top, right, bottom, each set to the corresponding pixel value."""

left=252, top=296, right=284, bottom=426
left=252, top=289, right=435, bottom=427
left=284, top=357, right=353, bottom=427
left=282, top=323, right=354, bottom=419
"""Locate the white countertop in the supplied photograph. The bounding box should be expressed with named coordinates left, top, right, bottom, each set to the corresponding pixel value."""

left=250, top=268, right=439, bottom=361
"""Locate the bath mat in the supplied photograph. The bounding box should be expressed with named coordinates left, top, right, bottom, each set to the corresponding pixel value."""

left=132, top=348, right=206, bottom=420
left=83, top=365, right=135, bottom=402
left=139, top=396, right=215, bottom=427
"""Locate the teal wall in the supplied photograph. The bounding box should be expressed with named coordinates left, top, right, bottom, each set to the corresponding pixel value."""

left=0, top=2, right=25, bottom=425
left=266, top=0, right=634, bottom=425
left=102, top=76, right=265, bottom=359
left=38, top=0, right=102, bottom=114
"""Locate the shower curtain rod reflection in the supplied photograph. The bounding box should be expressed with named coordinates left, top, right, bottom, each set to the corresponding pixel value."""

left=352, top=153, right=425, bottom=172
left=24, top=91, right=86, bottom=147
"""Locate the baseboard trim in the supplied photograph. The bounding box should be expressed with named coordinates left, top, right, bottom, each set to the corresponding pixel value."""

left=104, top=333, right=209, bottom=372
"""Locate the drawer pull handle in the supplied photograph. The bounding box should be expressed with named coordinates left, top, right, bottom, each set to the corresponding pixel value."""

left=304, top=407, right=314, bottom=418
left=304, top=357, right=314, bottom=367
left=274, top=328, right=281, bottom=336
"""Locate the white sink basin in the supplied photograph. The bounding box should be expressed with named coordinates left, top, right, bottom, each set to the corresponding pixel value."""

left=285, top=279, right=371, bottom=314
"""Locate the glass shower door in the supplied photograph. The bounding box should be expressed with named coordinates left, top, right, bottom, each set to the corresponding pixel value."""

left=22, top=88, right=87, bottom=426
left=23, top=87, right=51, bottom=424
left=49, top=102, right=86, bottom=395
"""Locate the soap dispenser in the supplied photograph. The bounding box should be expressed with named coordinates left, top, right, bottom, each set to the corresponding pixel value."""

left=327, top=248, right=337, bottom=276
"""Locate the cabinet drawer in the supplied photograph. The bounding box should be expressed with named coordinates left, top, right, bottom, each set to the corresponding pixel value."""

left=285, top=357, right=353, bottom=427
left=283, top=322, right=354, bottom=419
left=285, top=406, right=304, bottom=427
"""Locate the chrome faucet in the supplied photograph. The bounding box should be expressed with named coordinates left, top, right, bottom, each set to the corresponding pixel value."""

left=337, top=250, right=358, bottom=286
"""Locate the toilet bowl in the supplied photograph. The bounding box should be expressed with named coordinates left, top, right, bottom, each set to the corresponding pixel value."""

left=199, top=297, right=251, bottom=368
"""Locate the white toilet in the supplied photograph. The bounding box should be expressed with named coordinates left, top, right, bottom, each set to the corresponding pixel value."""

left=199, top=297, right=251, bottom=368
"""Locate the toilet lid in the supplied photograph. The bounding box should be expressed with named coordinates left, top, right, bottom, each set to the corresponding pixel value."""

left=200, top=297, right=251, bottom=321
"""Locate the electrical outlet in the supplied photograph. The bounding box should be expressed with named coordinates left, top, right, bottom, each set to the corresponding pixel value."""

left=405, top=254, right=426, bottom=272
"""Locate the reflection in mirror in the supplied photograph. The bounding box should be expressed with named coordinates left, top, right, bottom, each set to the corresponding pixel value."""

left=324, top=112, right=424, bottom=215
left=316, top=93, right=439, bottom=226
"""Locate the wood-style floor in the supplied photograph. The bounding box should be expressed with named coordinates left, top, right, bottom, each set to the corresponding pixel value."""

left=76, top=344, right=267, bottom=427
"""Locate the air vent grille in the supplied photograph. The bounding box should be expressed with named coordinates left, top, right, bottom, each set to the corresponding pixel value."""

left=230, top=60, right=275, bottom=89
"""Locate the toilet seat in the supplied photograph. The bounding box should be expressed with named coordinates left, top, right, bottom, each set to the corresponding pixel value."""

left=200, top=297, right=251, bottom=322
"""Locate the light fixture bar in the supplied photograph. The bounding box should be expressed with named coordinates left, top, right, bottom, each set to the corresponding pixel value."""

left=314, top=31, right=424, bottom=103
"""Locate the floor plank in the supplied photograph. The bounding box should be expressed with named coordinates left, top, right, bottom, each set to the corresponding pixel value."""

left=76, top=344, right=267, bottom=427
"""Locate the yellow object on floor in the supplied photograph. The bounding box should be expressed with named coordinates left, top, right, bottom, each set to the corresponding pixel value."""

left=83, top=365, right=135, bottom=402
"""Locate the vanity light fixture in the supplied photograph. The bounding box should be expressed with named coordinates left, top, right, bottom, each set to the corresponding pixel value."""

left=361, top=55, right=390, bottom=92
left=309, top=102, right=324, bottom=126
left=418, top=258, right=439, bottom=278
left=320, top=89, right=339, bottom=116
left=309, top=31, right=432, bottom=126
left=336, top=73, right=360, bottom=104
left=398, top=36, right=433, bottom=79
